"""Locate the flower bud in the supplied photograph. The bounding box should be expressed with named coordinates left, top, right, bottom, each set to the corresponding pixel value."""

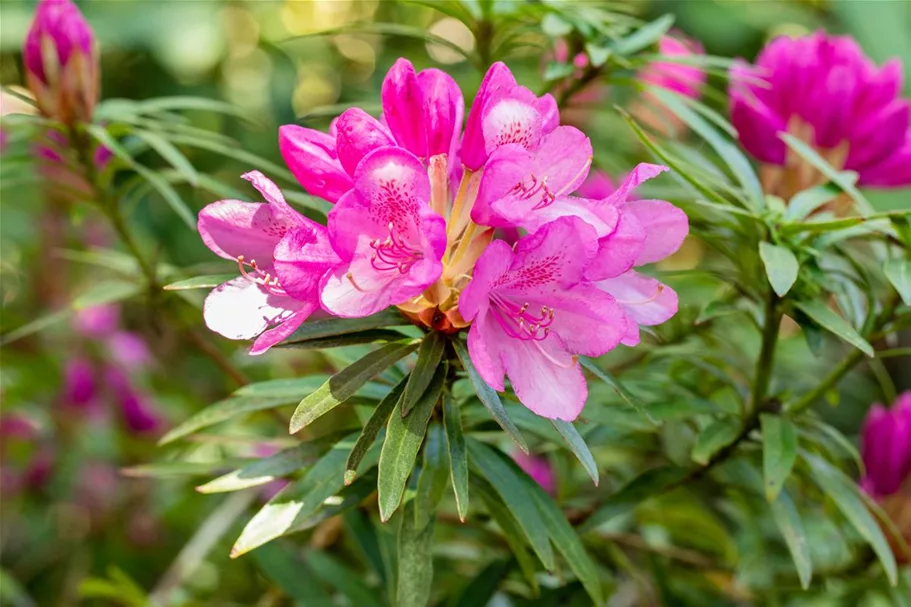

left=23, top=0, right=99, bottom=124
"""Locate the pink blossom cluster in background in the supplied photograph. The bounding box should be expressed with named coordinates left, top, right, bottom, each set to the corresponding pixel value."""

left=197, top=59, right=689, bottom=421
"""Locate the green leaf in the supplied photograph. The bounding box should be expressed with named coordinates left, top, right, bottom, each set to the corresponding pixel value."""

left=252, top=543, right=335, bottom=607
left=650, top=87, right=764, bottom=209
left=467, top=439, right=555, bottom=570
left=305, top=551, right=385, bottom=607
left=277, top=329, right=409, bottom=351
left=136, top=96, right=258, bottom=122
left=804, top=452, right=897, bottom=584
left=197, top=445, right=319, bottom=494
left=443, top=391, right=470, bottom=521
left=884, top=258, right=911, bottom=306
left=691, top=418, right=741, bottom=465
left=134, top=129, right=199, bottom=186
left=396, top=500, right=435, bottom=607
left=761, top=414, right=798, bottom=502
left=452, top=339, right=528, bottom=453
left=159, top=396, right=297, bottom=445
left=232, top=376, right=330, bottom=398
left=613, top=14, right=674, bottom=56
left=402, top=332, right=447, bottom=417
left=415, top=423, right=449, bottom=529
left=378, top=363, right=446, bottom=522
left=580, top=357, right=658, bottom=426
left=770, top=489, right=813, bottom=589
left=121, top=461, right=237, bottom=479
left=290, top=341, right=419, bottom=433
left=450, top=559, right=511, bottom=607
left=795, top=300, right=874, bottom=357
left=473, top=480, right=539, bottom=593
left=231, top=433, right=379, bottom=557
left=283, top=309, right=409, bottom=344
left=345, top=376, right=408, bottom=485
left=163, top=274, right=236, bottom=290
left=580, top=465, right=689, bottom=531
left=552, top=420, right=599, bottom=485
left=785, top=182, right=843, bottom=220
left=86, top=124, right=196, bottom=229
left=759, top=242, right=800, bottom=297
left=780, top=133, right=870, bottom=210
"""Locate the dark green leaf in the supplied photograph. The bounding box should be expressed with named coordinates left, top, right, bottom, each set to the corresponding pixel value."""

left=450, top=559, right=511, bottom=607
left=290, top=341, right=419, bottom=434
left=378, top=363, right=446, bottom=521
left=305, top=551, right=385, bottom=607
left=252, top=544, right=334, bottom=607
left=197, top=445, right=319, bottom=494
left=443, top=392, right=470, bottom=521
left=580, top=357, right=658, bottom=426
left=473, top=479, right=539, bottom=593
left=233, top=376, right=330, bottom=398
left=467, top=439, right=555, bottom=570
left=402, top=332, right=447, bottom=417
left=415, top=423, right=449, bottom=529
left=691, top=418, right=741, bottom=465
left=580, top=465, right=689, bottom=531
left=795, top=300, right=873, bottom=357
left=452, top=339, right=528, bottom=453
left=759, top=242, right=800, bottom=297
left=277, top=329, right=409, bottom=351
left=884, top=258, right=911, bottom=306
left=397, top=500, right=435, bottom=607
left=551, top=420, right=598, bottom=485
left=134, top=129, right=199, bottom=186
left=804, top=452, right=897, bottom=584
left=761, top=414, right=798, bottom=502
left=232, top=433, right=379, bottom=557
left=346, top=376, right=408, bottom=485
left=770, top=489, right=813, bottom=589
left=283, top=309, right=409, bottom=344
left=162, top=274, right=236, bottom=290
left=159, top=396, right=297, bottom=445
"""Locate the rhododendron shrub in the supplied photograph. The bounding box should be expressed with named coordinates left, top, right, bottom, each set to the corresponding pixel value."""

left=2, top=1, right=911, bottom=605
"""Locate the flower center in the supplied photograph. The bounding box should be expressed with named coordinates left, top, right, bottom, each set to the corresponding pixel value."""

left=369, top=221, right=423, bottom=274
left=236, top=255, right=287, bottom=297
left=489, top=295, right=555, bottom=341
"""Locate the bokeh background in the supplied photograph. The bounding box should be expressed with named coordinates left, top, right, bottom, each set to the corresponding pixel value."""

left=1, top=1, right=909, bottom=605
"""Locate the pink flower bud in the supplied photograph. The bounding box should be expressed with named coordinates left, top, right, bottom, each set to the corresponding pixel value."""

left=860, top=392, right=911, bottom=499
left=23, top=0, right=99, bottom=124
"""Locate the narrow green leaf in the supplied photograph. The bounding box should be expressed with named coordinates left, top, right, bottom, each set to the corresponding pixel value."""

left=378, top=363, right=446, bottom=521
left=780, top=133, right=870, bottom=209
left=197, top=445, right=319, bottom=494
left=252, top=544, right=334, bottom=607
left=795, top=300, right=873, bottom=357
left=277, top=329, right=408, bottom=351
left=443, top=391, right=470, bottom=521
left=451, top=559, right=511, bottom=607
left=305, top=551, right=385, bottom=607
left=691, top=418, right=741, bottom=465
left=613, top=14, right=674, bottom=56
left=134, top=129, right=199, bottom=186
left=86, top=124, right=196, bottom=229
left=467, top=439, right=555, bottom=570
left=160, top=396, right=297, bottom=445
left=345, top=376, right=408, bottom=485
left=580, top=357, right=658, bottom=425
left=121, top=461, right=236, bottom=479
left=452, top=339, right=528, bottom=453
left=884, top=258, right=911, bottom=306
left=759, top=242, right=800, bottom=297
left=770, top=489, right=813, bottom=589
left=552, top=420, right=599, bottom=485
left=401, top=332, right=447, bottom=417
left=136, top=96, right=257, bottom=122
left=785, top=182, right=843, bottom=220
left=761, top=414, right=798, bottom=502
left=233, top=375, right=330, bottom=398
left=283, top=309, right=409, bottom=344
left=396, top=500, right=435, bottom=607
left=473, top=480, right=539, bottom=594
left=231, top=433, right=379, bottom=557
left=415, top=423, right=449, bottom=529
left=163, top=274, right=236, bottom=290
left=580, top=465, right=689, bottom=531
left=290, top=341, right=419, bottom=433
left=804, top=452, right=897, bottom=584
left=650, top=87, right=764, bottom=209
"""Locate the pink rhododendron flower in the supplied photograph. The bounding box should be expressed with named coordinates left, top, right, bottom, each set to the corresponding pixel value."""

left=641, top=35, right=706, bottom=100
left=63, top=357, right=97, bottom=408
left=106, top=367, right=163, bottom=434
left=861, top=392, right=911, bottom=499
left=23, top=0, right=99, bottom=124
left=198, top=171, right=334, bottom=354
left=459, top=217, right=627, bottom=420
left=513, top=450, right=556, bottom=495
left=73, top=304, right=120, bottom=337
left=730, top=31, right=911, bottom=190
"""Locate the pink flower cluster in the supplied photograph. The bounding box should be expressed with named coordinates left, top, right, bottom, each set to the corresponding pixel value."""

left=198, top=59, right=688, bottom=420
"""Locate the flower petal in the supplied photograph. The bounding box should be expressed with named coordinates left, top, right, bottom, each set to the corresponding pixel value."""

left=600, top=163, right=669, bottom=207
left=501, top=333, right=587, bottom=421
left=381, top=58, right=426, bottom=158
left=459, top=240, right=514, bottom=321
left=624, top=199, right=689, bottom=265
left=482, top=86, right=543, bottom=154
left=203, top=277, right=309, bottom=341
left=198, top=200, right=283, bottom=269
left=250, top=307, right=312, bottom=355
left=273, top=224, right=340, bottom=302
left=334, top=108, right=395, bottom=177
left=587, top=209, right=646, bottom=281
left=597, top=271, right=677, bottom=345
left=857, top=131, right=911, bottom=187
left=466, top=312, right=506, bottom=392
left=279, top=124, right=352, bottom=203
left=462, top=62, right=518, bottom=170
left=505, top=217, right=600, bottom=293
left=417, top=68, right=465, bottom=158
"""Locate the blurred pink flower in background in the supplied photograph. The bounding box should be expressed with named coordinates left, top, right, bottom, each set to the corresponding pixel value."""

left=729, top=31, right=911, bottom=197
left=513, top=450, right=555, bottom=495
left=0, top=413, right=55, bottom=496
left=633, top=33, right=706, bottom=135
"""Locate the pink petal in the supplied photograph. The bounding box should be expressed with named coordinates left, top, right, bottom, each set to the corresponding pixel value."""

left=466, top=312, right=506, bottom=391
left=417, top=68, right=465, bottom=158
left=459, top=240, right=515, bottom=321
left=250, top=307, right=312, bottom=355
left=597, top=271, right=678, bottom=346
left=334, top=108, right=395, bottom=177
left=587, top=209, right=646, bottom=281
left=507, top=217, right=600, bottom=291
left=462, top=62, right=519, bottom=170
left=381, top=59, right=426, bottom=158
left=482, top=87, right=543, bottom=154
left=600, top=163, right=669, bottom=207
left=197, top=200, right=281, bottom=269
left=577, top=171, right=617, bottom=200
left=545, top=283, right=627, bottom=356
left=855, top=131, right=911, bottom=187
left=278, top=124, right=352, bottom=203
left=273, top=225, right=340, bottom=302
left=624, top=199, right=689, bottom=265
left=472, top=143, right=531, bottom=226
left=203, top=277, right=309, bottom=342
left=535, top=93, right=559, bottom=134
left=847, top=100, right=910, bottom=172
